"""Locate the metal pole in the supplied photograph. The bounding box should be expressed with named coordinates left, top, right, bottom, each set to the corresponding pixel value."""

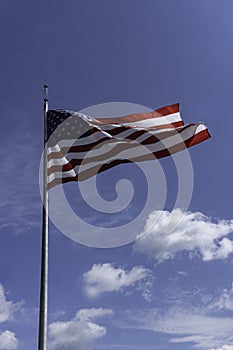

left=38, top=85, right=49, bottom=350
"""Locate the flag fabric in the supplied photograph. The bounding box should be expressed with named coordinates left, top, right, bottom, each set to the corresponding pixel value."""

left=47, top=103, right=210, bottom=189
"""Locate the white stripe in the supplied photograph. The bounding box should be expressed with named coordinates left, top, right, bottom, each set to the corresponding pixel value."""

left=99, top=112, right=182, bottom=128
left=195, top=123, right=206, bottom=133
left=72, top=111, right=181, bottom=126
left=48, top=155, right=69, bottom=167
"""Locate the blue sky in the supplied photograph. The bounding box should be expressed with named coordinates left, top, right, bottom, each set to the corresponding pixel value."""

left=1, top=1, right=233, bottom=349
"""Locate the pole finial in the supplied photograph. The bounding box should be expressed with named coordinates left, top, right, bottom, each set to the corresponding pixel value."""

left=44, top=85, right=48, bottom=100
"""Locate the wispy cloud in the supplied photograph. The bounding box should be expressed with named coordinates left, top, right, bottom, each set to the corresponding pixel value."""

left=135, top=278, right=153, bottom=302
left=83, top=263, right=151, bottom=299
left=178, top=270, right=188, bottom=276
left=133, top=209, right=233, bottom=262
left=209, top=346, right=233, bottom=350
left=214, top=284, right=233, bottom=311
left=48, top=308, right=113, bottom=350
left=0, top=330, right=18, bottom=350
left=95, top=344, right=162, bottom=350
left=124, top=307, right=233, bottom=349
left=121, top=285, right=233, bottom=349
left=0, top=129, right=41, bottom=234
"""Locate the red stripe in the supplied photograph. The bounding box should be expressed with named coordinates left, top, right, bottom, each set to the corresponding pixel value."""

left=48, top=176, right=79, bottom=190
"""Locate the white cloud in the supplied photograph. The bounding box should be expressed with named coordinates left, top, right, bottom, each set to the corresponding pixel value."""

left=83, top=263, right=151, bottom=298
left=0, top=330, right=18, bottom=350
left=49, top=307, right=113, bottom=350
left=0, top=285, right=21, bottom=323
left=133, top=209, right=233, bottom=262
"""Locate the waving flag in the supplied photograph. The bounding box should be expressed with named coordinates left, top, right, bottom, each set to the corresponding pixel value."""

left=47, top=103, right=210, bottom=189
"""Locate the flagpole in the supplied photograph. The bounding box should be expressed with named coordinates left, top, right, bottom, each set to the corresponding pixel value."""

left=38, top=85, right=49, bottom=350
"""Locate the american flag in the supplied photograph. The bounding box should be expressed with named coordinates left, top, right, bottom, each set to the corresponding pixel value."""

left=47, top=103, right=210, bottom=189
